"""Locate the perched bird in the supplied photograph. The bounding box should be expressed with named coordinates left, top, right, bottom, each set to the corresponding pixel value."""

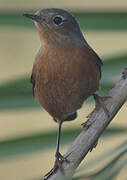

left=23, top=8, right=108, bottom=178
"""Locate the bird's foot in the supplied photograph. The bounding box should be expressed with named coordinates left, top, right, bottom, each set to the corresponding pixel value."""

left=122, top=67, right=127, bottom=79
left=55, top=152, right=69, bottom=174
left=93, top=93, right=111, bottom=117
left=44, top=152, right=69, bottom=180
left=81, top=94, right=111, bottom=129
left=55, top=152, right=69, bottom=163
left=44, top=167, right=56, bottom=180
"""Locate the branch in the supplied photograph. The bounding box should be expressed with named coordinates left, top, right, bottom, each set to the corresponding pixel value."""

left=45, top=68, right=127, bottom=180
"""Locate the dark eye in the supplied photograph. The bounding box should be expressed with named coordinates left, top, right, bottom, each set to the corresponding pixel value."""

left=53, top=16, right=63, bottom=25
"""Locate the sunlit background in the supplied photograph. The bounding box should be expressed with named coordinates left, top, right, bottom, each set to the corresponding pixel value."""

left=0, top=0, right=127, bottom=180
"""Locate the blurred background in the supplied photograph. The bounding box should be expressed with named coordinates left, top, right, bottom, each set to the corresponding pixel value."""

left=0, top=0, right=127, bottom=180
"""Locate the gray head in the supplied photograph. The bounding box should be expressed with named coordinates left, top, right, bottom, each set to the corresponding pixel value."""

left=23, top=8, right=88, bottom=47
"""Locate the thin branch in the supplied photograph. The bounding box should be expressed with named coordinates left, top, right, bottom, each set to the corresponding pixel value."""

left=45, top=68, right=127, bottom=180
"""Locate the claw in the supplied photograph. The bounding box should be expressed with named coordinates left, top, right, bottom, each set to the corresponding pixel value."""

left=55, top=151, right=63, bottom=160
left=55, top=152, right=69, bottom=163
left=44, top=159, right=61, bottom=180
left=44, top=153, right=69, bottom=179
left=44, top=167, right=57, bottom=180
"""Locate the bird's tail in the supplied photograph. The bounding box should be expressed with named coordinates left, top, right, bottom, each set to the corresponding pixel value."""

left=64, top=112, right=77, bottom=121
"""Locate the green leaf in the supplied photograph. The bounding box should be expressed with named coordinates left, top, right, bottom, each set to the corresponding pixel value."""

left=0, top=127, right=79, bottom=160
left=0, top=127, right=126, bottom=161
left=0, top=53, right=126, bottom=110
left=91, top=149, right=127, bottom=180
left=101, top=53, right=127, bottom=85
left=74, top=140, right=127, bottom=180
left=1, top=12, right=127, bottom=31
left=79, top=140, right=127, bottom=172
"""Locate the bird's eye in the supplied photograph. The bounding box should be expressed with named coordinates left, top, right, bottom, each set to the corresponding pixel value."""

left=53, top=16, right=63, bottom=25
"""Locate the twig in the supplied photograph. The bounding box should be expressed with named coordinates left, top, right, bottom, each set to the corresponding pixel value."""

left=45, top=68, right=127, bottom=180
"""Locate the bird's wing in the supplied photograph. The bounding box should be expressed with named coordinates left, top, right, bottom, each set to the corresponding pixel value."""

left=88, top=47, right=103, bottom=79
left=30, top=73, right=35, bottom=96
left=93, top=50, right=103, bottom=79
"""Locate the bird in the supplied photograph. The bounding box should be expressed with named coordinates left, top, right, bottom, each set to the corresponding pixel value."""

left=23, top=8, right=108, bottom=179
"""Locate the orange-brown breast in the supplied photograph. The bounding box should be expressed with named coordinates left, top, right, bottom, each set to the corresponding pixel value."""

left=32, top=45, right=100, bottom=120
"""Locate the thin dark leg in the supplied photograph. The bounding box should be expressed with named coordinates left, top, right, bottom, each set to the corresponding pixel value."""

left=44, top=122, right=63, bottom=180
left=55, top=122, right=62, bottom=159
left=44, top=122, right=69, bottom=179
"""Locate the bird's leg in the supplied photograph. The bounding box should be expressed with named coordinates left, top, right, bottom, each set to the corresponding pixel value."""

left=44, top=122, right=69, bottom=180
left=54, top=122, right=69, bottom=173
left=93, top=93, right=110, bottom=117
left=55, top=122, right=62, bottom=160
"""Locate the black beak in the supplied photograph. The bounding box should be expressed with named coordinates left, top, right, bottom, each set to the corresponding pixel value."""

left=23, top=13, right=41, bottom=23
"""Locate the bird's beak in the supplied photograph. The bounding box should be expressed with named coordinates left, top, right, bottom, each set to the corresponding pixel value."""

left=23, top=13, right=41, bottom=23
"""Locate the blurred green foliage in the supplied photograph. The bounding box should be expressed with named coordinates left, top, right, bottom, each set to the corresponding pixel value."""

left=0, top=10, right=127, bottom=180
left=0, top=127, right=126, bottom=160
left=0, top=53, right=126, bottom=110
left=0, top=12, right=127, bottom=30
left=74, top=141, right=127, bottom=180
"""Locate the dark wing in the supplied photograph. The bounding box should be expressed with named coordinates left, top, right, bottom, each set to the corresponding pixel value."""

left=94, top=52, right=103, bottom=79
left=30, top=73, right=35, bottom=96
left=90, top=48, right=103, bottom=79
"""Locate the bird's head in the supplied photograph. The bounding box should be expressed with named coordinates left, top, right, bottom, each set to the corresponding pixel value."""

left=23, top=8, right=88, bottom=47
